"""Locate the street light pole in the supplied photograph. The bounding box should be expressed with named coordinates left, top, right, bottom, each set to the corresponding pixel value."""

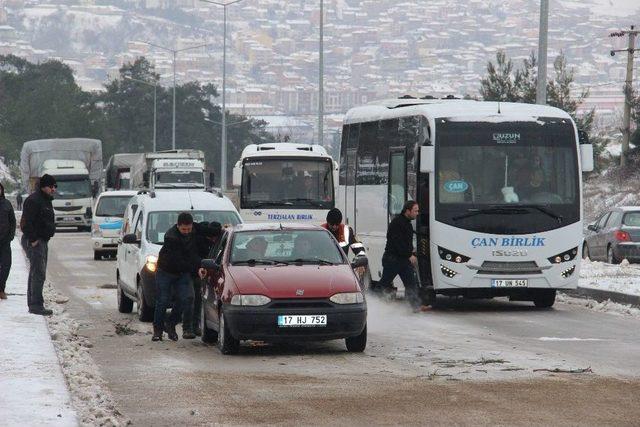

left=139, top=41, right=209, bottom=150
left=124, top=75, right=158, bottom=152
left=319, top=0, right=324, bottom=146
left=200, top=0, right=245, bottom=191
left=536, top=0, right=549, bottom=104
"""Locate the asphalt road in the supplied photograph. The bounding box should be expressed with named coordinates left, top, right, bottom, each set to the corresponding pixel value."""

left=47, top=231, right=640, bottom=426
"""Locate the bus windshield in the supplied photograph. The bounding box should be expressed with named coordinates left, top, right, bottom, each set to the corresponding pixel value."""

left=435, top=120, right=579, bottom=234
left=241, top=158, right=334, bottom=209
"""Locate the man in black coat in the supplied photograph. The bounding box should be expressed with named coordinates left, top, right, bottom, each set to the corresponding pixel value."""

left=21, top=174, right=57, bottom=315
left=378, top=200, right=424, bottom=310
left=152, top=213, right=221, bottom=342
left=0, top=183, right=16, bottom=300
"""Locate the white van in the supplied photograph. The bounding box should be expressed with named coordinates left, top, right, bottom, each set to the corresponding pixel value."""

left=92, top=190, right=138, bottom=260
left=116, top=190, right=242, bottom=321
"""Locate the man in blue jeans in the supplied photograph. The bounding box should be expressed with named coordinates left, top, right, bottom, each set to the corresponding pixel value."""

left=153, top=213, right=221, bottom=341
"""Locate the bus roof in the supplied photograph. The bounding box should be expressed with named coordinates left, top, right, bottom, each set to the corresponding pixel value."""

left=239, top=143, right=330, bottom=159
left=344, top=99, right=573, bottom=125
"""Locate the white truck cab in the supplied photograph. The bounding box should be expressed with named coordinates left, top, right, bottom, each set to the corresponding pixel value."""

left=151, top=158, right=205, bottom=190
left=232, top=143, right=338, bottom=225
left=42, top=159, right=94, bottom=230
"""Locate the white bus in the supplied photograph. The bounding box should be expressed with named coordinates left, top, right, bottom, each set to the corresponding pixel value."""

left=232, top=143, right=337, bottom=224
left=337, top=99, right=594, bottom=308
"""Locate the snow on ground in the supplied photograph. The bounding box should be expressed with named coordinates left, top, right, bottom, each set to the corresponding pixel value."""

left=580, top=258, right=640, bottom=297
left=558, top=293, right=640, bottom=317
left=0, top=240, right=77, bottom=427
left=44, top=283, right=130, bottom=427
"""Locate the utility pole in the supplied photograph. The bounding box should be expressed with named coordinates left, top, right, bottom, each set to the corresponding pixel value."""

left=536, top=0, right=549, bottom=104
left=319, top=0, right=324, bottom=146
left=610, top=26, right=638, bottom=167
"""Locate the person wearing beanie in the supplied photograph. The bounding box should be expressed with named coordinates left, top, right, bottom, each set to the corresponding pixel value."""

left=0, top=183, right=16, bottom=300
left=21, top=174, right=57, bottom=315
left=321, top=208, right=367, bottom=259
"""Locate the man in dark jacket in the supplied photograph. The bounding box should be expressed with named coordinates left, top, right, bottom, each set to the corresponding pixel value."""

left=377, top=200, right=424, bottom=310
left=0, top=183, right=16, bottom=300
left=152, top=213, right=221, bottom=341
left=21, top=174, right=57, bottom=315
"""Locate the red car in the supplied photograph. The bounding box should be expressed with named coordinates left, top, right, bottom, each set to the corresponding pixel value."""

left=200, top=223, right=368, bottom=354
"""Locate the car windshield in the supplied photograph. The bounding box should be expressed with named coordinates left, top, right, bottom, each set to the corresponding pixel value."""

left=230, top=230, right=344, bottom=265
left=95, top=196, right=133, bottom=217
left=241, top=158, right=334, bottom=209
left=623, top=212, right=640, bottom=226
left=55, top=177, right=92, bottom=200
left=155, top=171, right=204, bottom=187
left=146, top=210, right=241, bottom=244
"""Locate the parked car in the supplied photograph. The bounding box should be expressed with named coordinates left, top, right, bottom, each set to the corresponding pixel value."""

left=199, top=223, right=368, bottom=355
left=116, top=190, right=241, bottom=321
left=91, top=190, right=137, bottom=260
left=584, top=206, right=640, bottom=264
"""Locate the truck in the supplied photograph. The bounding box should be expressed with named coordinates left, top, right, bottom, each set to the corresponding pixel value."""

left=129, top=149, right=211, bottom=190
left=104, top=153, right=143, bottom=191
left=20, top=138, right=103, bottom=230
left=232, top=143, right=337, bottom=224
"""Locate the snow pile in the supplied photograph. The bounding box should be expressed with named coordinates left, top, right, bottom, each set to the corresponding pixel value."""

left=557, top=293, right=640, bottom=317
left=44, top=283, right=130, bottom=427
left=579, top=259, right=640, bottom=297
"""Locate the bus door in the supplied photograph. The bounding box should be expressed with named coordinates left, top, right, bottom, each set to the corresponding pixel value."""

left=417, top=168, right=433, bottom=288
left=344, top=124, right=360, bottom=227
left=387, top=147, right=407, bottom=223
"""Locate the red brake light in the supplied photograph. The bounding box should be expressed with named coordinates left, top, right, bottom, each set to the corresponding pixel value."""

left=615, top=230, right=631, bottom=242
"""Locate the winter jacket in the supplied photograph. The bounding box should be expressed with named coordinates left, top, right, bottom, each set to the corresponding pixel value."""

left=0, top=197, right=16, bottom=244
left=383, top=214, right=415, bottom=260
left=21, top=190, right=56, bottom=244
left=158, top=222, right=222, bottom=276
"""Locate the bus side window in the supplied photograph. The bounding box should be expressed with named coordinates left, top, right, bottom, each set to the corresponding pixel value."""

left=388, top=148, right=407, bottom=219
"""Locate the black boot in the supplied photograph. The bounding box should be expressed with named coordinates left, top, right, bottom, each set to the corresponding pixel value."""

left=182, top=329, right=196, bottom=339
left=29, top=307, right=53, bottom=316
left=152, top=325, right=163, bottom=342
left=165, top=321, right=179, bottom=341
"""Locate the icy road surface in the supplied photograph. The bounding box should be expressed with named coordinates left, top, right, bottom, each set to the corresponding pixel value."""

left=46, top=231, right=640, bottom=426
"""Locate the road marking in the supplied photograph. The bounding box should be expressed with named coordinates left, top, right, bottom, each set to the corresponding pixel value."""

left=538, top=337, right=605, bottom=342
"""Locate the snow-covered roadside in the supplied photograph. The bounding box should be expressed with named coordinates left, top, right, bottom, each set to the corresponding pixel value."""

left=557, top=293, right=640, bottom=317
left=44, top=283, right=130, bottom=426
left=579, top=258, right=640, bottom=297
left=0, top=240, right=77, bottom=426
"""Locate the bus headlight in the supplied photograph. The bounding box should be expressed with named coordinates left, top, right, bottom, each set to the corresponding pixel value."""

left=561, top=265, right=576, bottom=278
left=440, top=265, right=458, bottom=278
left=438, top=246, right=470, bottom=263
left=330, top=292, right=364, bottom=304
left=230, top=295, right=271, bottom=306
left=548, top=247, right=578, bottom=264
left=145, top=255, right=158, bottom=272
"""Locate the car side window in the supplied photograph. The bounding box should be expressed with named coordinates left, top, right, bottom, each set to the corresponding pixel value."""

left=597, top=212, right=610, bottom=230
left=215, top=234, right=228, bottom=264
left=609, top=212, right=623, bottom=227
left=133, top=212, right=143, bottom=240
left=209, top=232, right=228, bottom=262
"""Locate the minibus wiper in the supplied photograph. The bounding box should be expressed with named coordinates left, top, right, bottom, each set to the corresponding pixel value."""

left=452, top=207, right=528, bottom=221
left=518, top=205, right=564, bottom=223
left=251, top=201, right=293, bottom=207
left=282, top=198, right=325, bottom=208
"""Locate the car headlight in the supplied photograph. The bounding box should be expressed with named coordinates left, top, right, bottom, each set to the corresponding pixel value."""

left=438, top=246, right=470, bottom=263
left=548, top=247, right=578, bottom=264
left=330, top=292, right=364, bottom=304
left=230, top=294, right=271, bottom=306
left=91, top=223, right=102, bottom=237
left=145, top=255, right=158, bottom=273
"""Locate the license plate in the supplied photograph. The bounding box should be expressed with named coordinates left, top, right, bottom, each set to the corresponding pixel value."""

left=277, top=315, right=327, bottom=327
left=62, top=217, right=75, bottom=222
left=491, top=279, right=528, bottom=288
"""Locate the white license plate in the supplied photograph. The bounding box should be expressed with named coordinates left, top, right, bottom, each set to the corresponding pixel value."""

left=491, top=279, right=528, bottom=288
left=62, top=217, right=75, bottom=222
left=277, top=315, right=327, bottom=328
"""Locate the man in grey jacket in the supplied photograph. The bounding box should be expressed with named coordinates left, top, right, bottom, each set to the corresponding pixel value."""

left=0, top=183, right=16, bottom=300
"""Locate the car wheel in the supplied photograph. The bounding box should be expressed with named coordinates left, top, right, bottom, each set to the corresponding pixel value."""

left=117, top=276, right=134, bottom=313
left=345, top=324, right=367, bottom=353
left=607, top=245, right=621, bottom=265
left=582, top=242, right=590, bottom=260
left=137, top=281, right=154, bottom=322
left=94, top=251, right=102, bottom=261
left=217, top=307, right=239, bottom=355
left=201, top=303, right=218, bottom=344
left=533, top=289, right=556, bottom=308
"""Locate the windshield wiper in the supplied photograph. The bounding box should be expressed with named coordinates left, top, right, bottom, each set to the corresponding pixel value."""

left=452, top=206, right=529, bottom=221
left=518, top=205, right=564, bottom=223
left=251, top=201, right=293, bottom=207
left=292, top=258, right=335, bottom=265
left=232, top=259, right=289, bottom=266
left=281, top=198, right=326, bottom=208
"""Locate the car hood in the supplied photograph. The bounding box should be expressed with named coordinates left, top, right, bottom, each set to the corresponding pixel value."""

left=228, top=264, right=359, bottom=298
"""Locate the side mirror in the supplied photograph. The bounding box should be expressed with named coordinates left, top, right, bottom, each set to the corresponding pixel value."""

left=232, top=164, right=242, bottom=187
left=419, top=145, right=434, bottom=173
left=580, top=144, right=594, bottom=173
left=122, top=233, right=139, bottom=244
left=351, top=256, right=368, bottom=269
left=587, top=224, right=597, bottom=232
left=201, top=259, right=220, bottom=270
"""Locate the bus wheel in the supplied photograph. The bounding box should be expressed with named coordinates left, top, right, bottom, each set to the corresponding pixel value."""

left=533, top=289, right=556, bottom=308
left=420, top=288, right=437, bottom=307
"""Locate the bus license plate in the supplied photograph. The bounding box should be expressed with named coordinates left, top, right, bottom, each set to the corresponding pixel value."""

left=492, top=279, right=528, bottom=288
left=277, top=315, right=327, bottom=327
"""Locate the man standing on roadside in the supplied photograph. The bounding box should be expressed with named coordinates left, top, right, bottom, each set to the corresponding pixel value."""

left=21, top=175, right=57, bottom=315
left=377, top=200, right=427, bottom=311
left=0, top=183, right=16, bottom=300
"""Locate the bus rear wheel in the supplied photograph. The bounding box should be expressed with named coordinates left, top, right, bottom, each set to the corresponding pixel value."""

left=533, top=289, right=556, bottom=308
